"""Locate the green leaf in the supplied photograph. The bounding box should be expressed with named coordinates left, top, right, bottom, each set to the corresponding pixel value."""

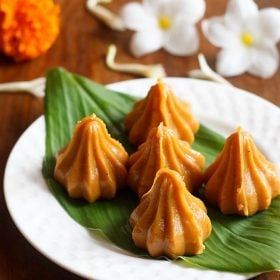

left=43, top=68, right=280, bottom=273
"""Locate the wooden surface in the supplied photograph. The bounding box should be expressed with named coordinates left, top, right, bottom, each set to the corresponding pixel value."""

left=0, top=0, right=279, bottom=279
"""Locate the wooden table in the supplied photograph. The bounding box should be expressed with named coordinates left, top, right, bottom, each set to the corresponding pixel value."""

left=0, top=0, right=279, bottom=279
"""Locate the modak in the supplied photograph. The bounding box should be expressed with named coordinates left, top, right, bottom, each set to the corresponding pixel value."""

left=128, top=123, right=205, bottom=197
left=130, top=168, right=212, bottom=259
left=204, top=127, right=280, bottom=216
left=124, top=80, right=199, bottom=146
left=54, top=114, right=128, bottom=203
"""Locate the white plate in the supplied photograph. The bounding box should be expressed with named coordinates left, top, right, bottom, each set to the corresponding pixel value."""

left=4, top=78, right=280, bottom=280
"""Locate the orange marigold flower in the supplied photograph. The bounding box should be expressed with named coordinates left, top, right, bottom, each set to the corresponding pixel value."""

left=0, top=0, right=60, bottom=61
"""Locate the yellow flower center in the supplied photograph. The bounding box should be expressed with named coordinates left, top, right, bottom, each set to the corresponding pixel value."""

left=241, top=33, right=255, bottom=47
left=158, top=15, right=171, bottom=30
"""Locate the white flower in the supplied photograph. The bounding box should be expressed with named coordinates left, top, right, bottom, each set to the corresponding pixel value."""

left=202, top=0, right=280, bottom=78
left=120, top=0, right=205, bottom=57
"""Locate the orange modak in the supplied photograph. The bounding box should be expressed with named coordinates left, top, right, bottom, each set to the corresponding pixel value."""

left=130, top=168, right=212, bottom=259
left=124, top=80, right=199, bottom=146
left=128, top=123, right=205, bottom=198
left=204, top=127, right=280, bottom=216
left=54, top=115, right=128, bottom=203
left=0, top=0, right=60, bottom=61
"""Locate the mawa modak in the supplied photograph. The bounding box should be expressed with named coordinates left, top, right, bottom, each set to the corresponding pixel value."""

left=54, top=115, right=128, bottom=203
left=130, top=168, right=212, bottom=259
left=204, top=127, right=280, bottom=216
left=128, top=123, right=205, bottom=197
left=124, top=80, right=199, bottom=146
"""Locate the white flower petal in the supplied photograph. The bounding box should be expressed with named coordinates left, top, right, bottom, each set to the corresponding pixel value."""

left=225, top=0, right=258, bottom=31
left=257, top=8, right=280, bottom=44
left=130, top=29, right=164, bottom=57
left=225, top=0, right=258, bottom=23
left=120, top=2, right=156, bottom=31
left=216, top=47, right=250, bottom=77
left=248, top=44, right=279, bottom=78
left=169, top=0, right=205, bottom=24
left=164, top=21, right=199, bottom=56
left=143, top=0, right=205, bottom=23
left=143, top=0, right=172, bottom=17
left=202, top=16, right=240, bottom=48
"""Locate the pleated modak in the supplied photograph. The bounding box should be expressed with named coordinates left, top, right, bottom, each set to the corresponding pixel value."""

left=204, top=127, right=280, bottom=216
left=54, top=114, right=128, bottom=203
left=130, top=168, right=212, bottom=259
left=128, top=123, right=205, bottom=198
left=124, top=80, right=199, bottom=146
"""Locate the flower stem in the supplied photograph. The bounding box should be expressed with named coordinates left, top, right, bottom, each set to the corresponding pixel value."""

left=106, top=44, right=166, bottom=78
left=189, top=54, right=232, bottom=86
left=0, top=77, right=46, bottom=97
left=86, top=0, right=125, bottom=31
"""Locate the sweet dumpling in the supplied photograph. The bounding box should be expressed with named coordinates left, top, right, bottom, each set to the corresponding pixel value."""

left=54, top=114, right=128, bottom=203
left=128, top=123, right=205, bottom=198
left=204, top=127, right=280, bottom=216
left=130, top=168, right=212, bottom=259
left=124, top=80, right=199, bottom=146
